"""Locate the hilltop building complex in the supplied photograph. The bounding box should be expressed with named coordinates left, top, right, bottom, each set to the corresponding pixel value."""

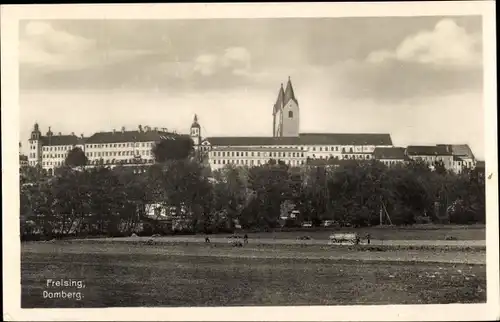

left=25, top=77, right=478, bottom=174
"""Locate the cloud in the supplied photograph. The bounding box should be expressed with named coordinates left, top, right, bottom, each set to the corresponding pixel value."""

left=20, top=21, right=96, bottom=70
left=20, top=21, right=155, bottom=73
left=193, top=54, right=219, bottom=76
left=366, top=19, right=482, bottom=69
left=193, top=46, right=252, bottom=77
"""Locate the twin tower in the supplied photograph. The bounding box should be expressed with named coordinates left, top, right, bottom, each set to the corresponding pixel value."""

left=272, top=77, right=300, bottom=138
left=190, top=76, right=300, bottom=145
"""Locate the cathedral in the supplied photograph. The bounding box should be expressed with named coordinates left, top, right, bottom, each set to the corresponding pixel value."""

left=191, top=77, right=394, bottom=170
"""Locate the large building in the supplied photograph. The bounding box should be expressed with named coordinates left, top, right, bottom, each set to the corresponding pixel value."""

left=27, top=123, right=185, bottom=174
left=406, top=144, right=477, bottom=173
left=26, top=77, right=479, bottom=174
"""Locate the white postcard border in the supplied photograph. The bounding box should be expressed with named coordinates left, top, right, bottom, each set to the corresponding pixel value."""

left=2, top=2, right=498, bottom=321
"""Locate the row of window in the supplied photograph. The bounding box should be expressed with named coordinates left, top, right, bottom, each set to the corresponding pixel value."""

left=213, top=159, right=306, bottom=166
left=36, top=150, right=154, bottom=160
left=41, top=146, right=73, bottom=152
left=40, top=158, right=156, bottom=168
left=86, top=159, right=155, bottom=165
left=85, top=150, right=152, bottom=158
left=209, top=146, right=376, bottom=153
left=310, top=146, right=373, bottom=153
left=382, top=160, right=404, bottom=165
left=212, top=151, right=306, bottom=158
left=32, top=142, right=155, bottom=152
left=86, top=142, right=154, bottom=149
left=42, top=161, right=65, bottom=167
left=42, top=153, right=68, bottom=159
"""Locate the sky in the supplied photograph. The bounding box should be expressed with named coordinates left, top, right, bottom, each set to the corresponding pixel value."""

left=19, top=16, right=485, bottom=159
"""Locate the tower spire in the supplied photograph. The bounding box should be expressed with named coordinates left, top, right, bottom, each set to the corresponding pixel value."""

left=273, top=83, right=285, bottom=115
left=284, top=76, right=298, bottom=104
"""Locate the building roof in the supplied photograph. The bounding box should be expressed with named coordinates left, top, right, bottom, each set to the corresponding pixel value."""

left=19, top=154, right=28, bottom=161
left=283, top=77, right=298, bottom=105
left=204, top=133, right=393, bottom=147
left=299, top=133, right=392, bottom=145
left=40, top=135, right=80, bottom=146
left=85, top=130, right=186, bottom=144
left=273, top=84, right=285, bottom=114
left=373, top=147, right=407, bottom=160
left=449, top=144, right=475, bottom=159
left=204, top=136, right=297, bottom=147
left=406, top=145, right=453, bottom=156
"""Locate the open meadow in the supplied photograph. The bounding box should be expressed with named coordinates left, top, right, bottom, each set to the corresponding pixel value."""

left=21, top=241, right=486, bottom=308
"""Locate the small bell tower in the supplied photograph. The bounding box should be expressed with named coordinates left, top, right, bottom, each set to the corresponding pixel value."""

left=28, top=122, right=42, bottom=166
left=190, top=114, right=201, bottom=146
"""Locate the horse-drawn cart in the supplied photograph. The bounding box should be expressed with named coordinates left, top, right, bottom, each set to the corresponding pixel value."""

left=328, top=232, right=361, bottom=245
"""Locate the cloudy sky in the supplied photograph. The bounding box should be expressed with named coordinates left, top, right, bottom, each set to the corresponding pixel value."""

left=19, top=16, right=484, bottom=158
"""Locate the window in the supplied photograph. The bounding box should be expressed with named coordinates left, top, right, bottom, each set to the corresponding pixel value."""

left=288, top=111, right=293, bottom=118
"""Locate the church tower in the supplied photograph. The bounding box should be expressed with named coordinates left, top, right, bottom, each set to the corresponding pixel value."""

left=190, top=114, right=201, bottom=146
left=28, top=122, right=42, bottom=166
left=272, top=83, right=285, bottom=137
left=272, top=77, right=299, bottom=137
left=282, top=77, right=300, bottom=137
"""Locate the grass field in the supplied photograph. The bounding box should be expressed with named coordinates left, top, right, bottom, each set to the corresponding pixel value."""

left=21, top=242, right=486, bottom=308
left=221, top=225, right=486, bottom=241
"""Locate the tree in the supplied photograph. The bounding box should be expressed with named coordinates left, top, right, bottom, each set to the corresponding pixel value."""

left=433, top=160, right=448, bottom=175
left=20, top=164, right=45, bottom=185
left=65, top=147, right=88, bottom=167
left=246, top=163, right=291, bottom=228
left=152, top=136, right=194, bottom=163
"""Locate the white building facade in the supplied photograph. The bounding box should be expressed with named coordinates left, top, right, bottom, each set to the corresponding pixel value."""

left=27, top=123, right=185, bottom=174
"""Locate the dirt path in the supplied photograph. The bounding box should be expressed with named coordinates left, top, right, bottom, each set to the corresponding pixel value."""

left=82, top=236, right=486, bottom=247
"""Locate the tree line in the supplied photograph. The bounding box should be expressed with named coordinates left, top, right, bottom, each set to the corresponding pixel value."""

left=20, top=139, right=485, bottom=240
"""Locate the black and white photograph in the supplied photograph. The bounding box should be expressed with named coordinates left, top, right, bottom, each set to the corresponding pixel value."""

left=2, top=2, right=498, bottom=321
